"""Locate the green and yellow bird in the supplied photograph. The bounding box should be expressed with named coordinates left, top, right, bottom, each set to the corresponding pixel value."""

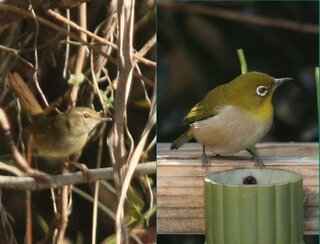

left=171, top=71, right=292, bottom=166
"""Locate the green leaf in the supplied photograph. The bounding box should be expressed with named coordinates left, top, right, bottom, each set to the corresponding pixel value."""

left=37, top=215, right=49, bottom=234
left=68, top=73, right=85, bottom=87
left=99, top=90, right=114, bottom=108
left=237, top=48, right=248, bottom=74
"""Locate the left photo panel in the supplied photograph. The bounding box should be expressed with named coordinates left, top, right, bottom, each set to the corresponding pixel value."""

left=0, top=1, right=156, bottom=243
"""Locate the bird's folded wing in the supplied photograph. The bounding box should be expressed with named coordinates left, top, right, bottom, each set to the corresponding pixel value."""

left=183, top=85, right=226, bottom=124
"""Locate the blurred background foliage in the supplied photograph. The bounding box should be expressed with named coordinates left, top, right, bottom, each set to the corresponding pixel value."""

left=157, top=1, right=318, bottom=244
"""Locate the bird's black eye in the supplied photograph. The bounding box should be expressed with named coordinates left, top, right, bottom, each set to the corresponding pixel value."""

left=256, top=86, right=268, bottom=96
left=84, top=113, right=90, bottom=118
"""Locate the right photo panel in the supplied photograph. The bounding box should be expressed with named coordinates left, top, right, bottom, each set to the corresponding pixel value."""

left=157, top=2, right=319, bottom=244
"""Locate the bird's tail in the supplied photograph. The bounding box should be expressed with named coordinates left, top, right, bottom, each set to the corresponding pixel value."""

left=170, top=128, right=193, bottom=149
left=6, top=72, right=43, bottom=116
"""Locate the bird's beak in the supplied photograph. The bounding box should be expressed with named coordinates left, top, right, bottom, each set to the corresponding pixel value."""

left=274, top=77, right=293, bottom=89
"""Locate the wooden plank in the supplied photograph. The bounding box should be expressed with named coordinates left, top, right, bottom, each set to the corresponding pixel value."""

left=157, top=218, right=204, bottom=234
left=157, top=176, right=317, bottom=187
left=157, top=206, right=317, bottom=219
left=157, top=207, right=204, bottom=218
left=157, top=185, right=319, bottom=196
left=157, top=165, right=318, bottom=176
left=157, top=218, right=318, bottom=235
left=158, top=194, right=318, bottom=208
left=157, top=142, right=319, bottom=235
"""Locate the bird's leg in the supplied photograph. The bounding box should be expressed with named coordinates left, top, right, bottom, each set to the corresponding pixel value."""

left=246, top=146, right=264, bottom=168
left=64, top=161, right=90, bottom=180
left=202, top=145, right=210, bottom=170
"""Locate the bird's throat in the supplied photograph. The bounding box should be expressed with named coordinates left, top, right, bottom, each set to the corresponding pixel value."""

left=252, top=97, right=273, bottom=121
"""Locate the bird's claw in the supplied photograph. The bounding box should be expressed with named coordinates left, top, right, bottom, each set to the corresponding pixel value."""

left=254, top=156, right=265, bottom=169
left=65, top=162, right=90, bottom=180
left=202, top=145, right=210, bottom=172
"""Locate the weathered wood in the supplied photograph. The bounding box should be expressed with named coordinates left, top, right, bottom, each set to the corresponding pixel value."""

left=157, top=142, right=318, bottom=235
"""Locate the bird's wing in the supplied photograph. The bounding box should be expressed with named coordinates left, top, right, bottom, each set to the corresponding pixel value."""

left=183, top=85, right=226, bottom=124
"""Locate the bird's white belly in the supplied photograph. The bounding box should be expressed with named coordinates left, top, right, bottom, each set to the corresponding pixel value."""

left=191, top=105, right=273, bottom=154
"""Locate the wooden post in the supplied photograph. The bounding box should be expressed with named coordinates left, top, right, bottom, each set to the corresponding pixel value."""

left=157, top=142, right=318, bottom=235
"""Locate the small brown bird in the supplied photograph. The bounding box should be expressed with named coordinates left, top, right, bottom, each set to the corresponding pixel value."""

left=7, top=72, right=103, bottom=175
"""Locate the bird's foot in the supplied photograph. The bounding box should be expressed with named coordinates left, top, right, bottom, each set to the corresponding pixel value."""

left=246, top=146, right=265, bottom=169
left=202, top=145, right=210, bottom=172
left=254, top=156, right=265, bottom=169
left=65, top=161, right=90, bottom=180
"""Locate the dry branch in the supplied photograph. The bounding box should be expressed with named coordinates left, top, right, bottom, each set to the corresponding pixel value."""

left=0, top=161, right=155, bottom=191
left=0, top=108, right=45, bottom=177
left=0, top=4, right=117, bottom=65
left=47, top=9, right=156, bottom=67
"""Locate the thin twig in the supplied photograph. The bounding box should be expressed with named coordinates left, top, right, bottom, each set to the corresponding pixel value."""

left=70, top=3, right=88, bottom=105
left=0, top=45, right=19, bottom=55
left=0, top=162, right=156, bottom=191
left=134, top=65, right=151, bottom=105
left=0, top=108, right=42, bottom=176
left=93, top=12, right=117, bottom=77
left=15, top=100, right=26, bottom=155
left=110, top=1, right=136, bottom=242
left=134, top=8, right=155, bottom=32
left=91, top=124, right=105, bottom=244
left=0, top=190, right=17, bottom=244
left=25, top=191, right=32, bottom=244
left=0, top=4, right=154, bottom=86
left=56, top=168, right=69, bottom=243
left=116, top=89, right=156, bottom=244
left=145, top=175, right=153, bottom=226
left=47, top=9, right=156, bottom=67
left=137, top=34, right=156, bottom=58
left=63, top=9, right=71, bottom=79
left=29, top=3, right=49, bottom=108
left=0, top=4, right=117, bottom=64
left=90, top=52, right=106, bottom=109
left=0, top=162, right=23, bottom=176
left=73, top=186, right=115, bottom=219
left=0, top=45, right=34, bottom=69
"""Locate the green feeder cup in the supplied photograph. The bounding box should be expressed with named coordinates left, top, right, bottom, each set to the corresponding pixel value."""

left=204, top=168, right=304, bottom=244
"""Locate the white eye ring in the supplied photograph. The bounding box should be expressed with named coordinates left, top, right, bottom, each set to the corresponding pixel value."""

left=256, top=86, right=268, bottom=96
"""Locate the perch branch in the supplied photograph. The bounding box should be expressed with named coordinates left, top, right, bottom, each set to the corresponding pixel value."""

left=0, top=162, right=156, bottom=191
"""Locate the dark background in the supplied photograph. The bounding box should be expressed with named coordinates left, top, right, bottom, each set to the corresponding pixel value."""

left=157, top=1, right=318, bottom=243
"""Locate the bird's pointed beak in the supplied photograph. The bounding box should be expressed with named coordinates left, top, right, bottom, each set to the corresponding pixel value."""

left=274, top=77, right=293, bottom=89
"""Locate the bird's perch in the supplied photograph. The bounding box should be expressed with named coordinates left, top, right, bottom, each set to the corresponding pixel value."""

left=0, top=162, right=156, bottom=190
left=157, top=142, right=318, bottom=235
